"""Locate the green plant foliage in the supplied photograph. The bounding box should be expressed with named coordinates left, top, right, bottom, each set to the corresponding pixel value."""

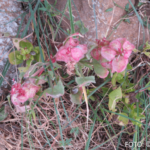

left=145, top=81, right=150, bottom=90
left=111, top=72, right=124, bottom=87
left=19, top=41, right=33, bottom=50
left=0, top=106, right=7, bottom=121
left=70, top=87, right=83, bottom=104
left=8, top=51, right=23, bottom=65
left=33, top=47, right=45, bottom=62
left=92, top=59, right=109, bottom=78
left=123, top=103, right=145, bottom=127
left=74, top=20, right=88, bottom=35
left=108, top=87, right=122, bottom=112
left=43, top=80, right=64, bottom=98
left=9, top=40, right=45, bottom=66
left=117, top=113, right=129, bottom=126
left=75, top=76, right=95, bottom=87
left=125, top=3, right=129, bottom=12
left=70, top=127, right=79, bottom=137
left=59, top=138, right=72, bottom=146
left=105, top=8, right=113, bottom=12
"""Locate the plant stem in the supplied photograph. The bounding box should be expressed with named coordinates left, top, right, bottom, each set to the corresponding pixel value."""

left=82, top=86, right=89, bottom=127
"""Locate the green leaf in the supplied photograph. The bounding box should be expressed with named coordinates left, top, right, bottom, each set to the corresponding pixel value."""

left=70, top=127, right=79, bottom=137
left=0, top=106, right=7, bottom=121
left=43, top=80, right=64, bottom=98
left=26, top=59, right=33, bottom=67
left=112, top=72, right=124, bottom=87
left=129, top=105, right=145, bottom=127
left=144, top=52, right=150, bottom=58
left=145, top=81, right=150, bottom=90
left=118, top=113, right=129, bottom=126
left=124, top=19, right=130, bottom=23
left=78, top=62, right=93, bottom=70
left=18, top=66, right=30, bottom=73
left=125, top=3, right=129, bottom=12
left=93, top=59, right=109, bottom=78
left=108, top=87, right=122, bottom=112
left=138, top=2, right=143, bottom=7
left=133, top=48, right=140, bottom=53
left=19, top=41, right=33, bottom=50
left=12, top=38, right=26, bottom=50
left=8, top=51, right=23, bottom=65
left=34, top=47, right=45, bottom=62
left=86, top=45, right=97, bottom=59
left=75, top=76, right=95, bottom=87
left=74, top=21, right=88, bottom=35
left=105, top=8, right=113, bottom=12
left=70, top=87, right=83, bottom=104
left=48, top=70, right=55, bottom=81
left=144, top=41, right=150, bottom=51
left=127, top=64, right=132, bottom=70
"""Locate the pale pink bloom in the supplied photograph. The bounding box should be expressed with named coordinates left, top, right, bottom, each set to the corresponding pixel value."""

left=75, top=44, right=88, bottom=54
left=55, top=46, right=72, bottom=63
left=91, top=37, right=135, bottom=78
left=65, top=37, right=79, bottom=48
left=55, top=36, right=87, bottom=63
left=22, top=83, right=39, bottom=99
left=101, top=46, right=116, bottom=61
left=11, top=82, right=39, bottom=106
left=91, top=48, right=101, bottom=60
left=100, top=57, right=112, bottom=70
left=112, top=56, right=128, bottom=73
left=96, top=37, right=110, bottom=47
left=109, top=38, right=135, bottom=58
left=71, top=45, right=87, bottom=62
left=123, top=40, right=135, bottom=58
left=109, top=39, right=122, bottom=52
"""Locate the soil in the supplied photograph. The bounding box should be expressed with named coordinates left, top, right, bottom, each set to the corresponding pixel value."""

left=52, top=0, right=149, bottom=47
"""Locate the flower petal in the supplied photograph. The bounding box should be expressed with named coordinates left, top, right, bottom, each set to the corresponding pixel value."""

left=96, top=37, right=110, bottom=47
left=76, top=44, right=88, bottom=54
left=91, top=48, right=101, bottom=60
left=109, top=39, right=122, bottom=51
left=112, top=56, right=128, bottom=73
left=55, top=46, right=71, bottom=63
left=65, top=37, right=79, bottom=48
left=100, top=57, right=112, bottom=69
left=123, top=40, right=135, bottom=58
left=101, top=46, right=116, bottom=61
left=71, top=46, right=86, bottom=62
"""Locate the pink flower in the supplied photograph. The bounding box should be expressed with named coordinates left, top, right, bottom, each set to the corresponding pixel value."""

left=11, top=82, right=39, bottom=106
left=22, top=83, right=39, bottom=99
left=109, top=38, right=135, bottom=58
left=96, top=37, right=110, bottom=47
left=91, top=48, right=101, bottom=60
left=55, top=34, right=87, bottom=63
left=91, top=38, right=110, bottom=60
left=123, top=40, right=135, bottom=58
left=65, top=37, right=79, bottom=48
left=112, top=56, right=128, bottom=73
left=55, top=46, right=72, bottom=63
left=91, top=37, right=135, bottom=78
left=100, top=57, right=112, bottom=70
left=71, top=45, right=87, bottom=62
left=101, top=47, right=116, bottom=61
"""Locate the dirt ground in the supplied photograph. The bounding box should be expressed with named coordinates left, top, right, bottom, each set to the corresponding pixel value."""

left=53, top=0, right=149, bottom=47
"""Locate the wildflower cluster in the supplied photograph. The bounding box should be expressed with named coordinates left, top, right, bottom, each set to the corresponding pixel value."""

left=11, top=82, right=39, bottom=106
left=55, top=34, right=87, bottom=63
left=91, top=38, right=135, bottom=78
